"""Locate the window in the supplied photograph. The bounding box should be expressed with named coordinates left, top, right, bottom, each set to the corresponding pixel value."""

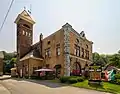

left=45, top=48, right=51, bottom=57
left=48, top=41, right=50, bottom=45
left=56, top=47, right=60, bottom=56
left=33, top=67, right=37, bottom=74
left=82, top=48, right=84, bottom=58
left=56, top=44, right=60, bottom=56
left=87, top=51, right=89, bottom=59
left=74, top=44, right=80, bottom=56
left=23, top=24, right=30, bottom=29
left=74, top=48, right=77, bottom=55
left=26, top=32, right=28, bottom=36
left=86, top=44, right=88, bottom=49
left=23, top=30, right=25, bottom=35
left=85, top=50, right=89, bottom=59
left=77, top=46, right=80, bottom=56
left=76, top=38, right=79, bottom=43
left=47, top=48, right=51, bottom=57
left=85, top=50, right=86, bottom=58
left=29, top=33, right=31, bottom=37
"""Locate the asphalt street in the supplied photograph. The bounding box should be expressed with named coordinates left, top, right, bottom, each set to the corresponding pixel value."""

left=0, top=79, right=110, bottom=94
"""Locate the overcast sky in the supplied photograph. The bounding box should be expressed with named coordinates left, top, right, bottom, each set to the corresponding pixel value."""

left=0, top=0, right=120, bottom=54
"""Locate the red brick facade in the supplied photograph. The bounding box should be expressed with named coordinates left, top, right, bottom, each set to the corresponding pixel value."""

left=15, top=10, right=93, bottom=77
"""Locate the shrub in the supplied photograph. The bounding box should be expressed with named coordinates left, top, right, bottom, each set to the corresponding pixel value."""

left=59, top=76, right=85, bottom=83
left=77, top=77, right=84, bottom=82
left=115, top=74, right=120, bottom=79
left=68, top=78, right=78, bottom=84
left=109, top=80, right=117, bottom=84
left=59, top=76, right=70, bottom=83
left=116, top=79, right=120, bottom=85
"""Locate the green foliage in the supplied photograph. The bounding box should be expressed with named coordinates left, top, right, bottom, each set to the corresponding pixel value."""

left=59, top=76, right=70, bottom=83
left=72, top=80, right=120, bottom=94
left=116, top=79, right=120, bottom=85
left=115, top=74, right=120, bottom=79
left=109, top=54, right=120, bottom=68
left=68, top=78, right=78, bottom=84
left=3, top=57, right=17, bottom=74
left=59, top=76, right=85, bottom=83
left=3, top=51, right=16, bottom=60
left=77, top=77, right=84, bottom=82
left=93, top=51, right=120, bottom=68
left=92, top=52, right=107, bottom=66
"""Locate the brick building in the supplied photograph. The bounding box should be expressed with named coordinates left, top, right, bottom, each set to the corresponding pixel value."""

left=0, top=51, right=4, bottom=76
left=15, top=10, right=93, bottom=77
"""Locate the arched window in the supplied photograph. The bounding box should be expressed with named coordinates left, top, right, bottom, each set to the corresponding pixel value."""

left=72, top=62, right=81, bottom=76
left=23, top=30, right=25, bottom=35
left=29, top=33, right=31, bottom=37
left=26, top=32, right=28, bottom=36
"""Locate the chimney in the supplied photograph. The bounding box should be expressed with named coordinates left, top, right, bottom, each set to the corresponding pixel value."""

left=39, top=33, right=43, bottom=56
left=40, top=33, right=43, bottom=41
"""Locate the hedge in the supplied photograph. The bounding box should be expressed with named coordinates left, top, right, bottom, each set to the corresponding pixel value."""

left=68, top=78, right=78, bottom=84
left=59, top=76, right=70, bottom=83
left=59, top=76, right=85, bottom=83
left=115, top=74, right=120, bottom=79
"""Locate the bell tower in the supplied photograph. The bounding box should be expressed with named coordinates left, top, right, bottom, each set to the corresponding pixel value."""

left=15, top=10, right=35, bottom=58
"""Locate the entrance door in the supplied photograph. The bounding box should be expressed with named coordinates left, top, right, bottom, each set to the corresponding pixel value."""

left=72, top=62, right=81, bottom=76
left=54, top=64, right=61, bottom=78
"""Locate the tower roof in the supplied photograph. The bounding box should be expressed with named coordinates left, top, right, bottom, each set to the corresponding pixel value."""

left=14, top=10, right=35, bottom=24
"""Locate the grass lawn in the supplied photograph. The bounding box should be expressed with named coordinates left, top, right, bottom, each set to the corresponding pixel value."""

left=72, top=80, right=120, bottom=94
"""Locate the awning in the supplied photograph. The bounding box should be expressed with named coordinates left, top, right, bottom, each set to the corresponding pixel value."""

left=35, top=68, right=54, bottom=72
left=11, top=68, right=16, bottom=71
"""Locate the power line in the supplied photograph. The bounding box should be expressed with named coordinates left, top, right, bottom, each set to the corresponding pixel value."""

left=0, top=0, right=15, bottom=33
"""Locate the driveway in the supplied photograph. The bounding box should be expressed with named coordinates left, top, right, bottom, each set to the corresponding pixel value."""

left=0, top=79, right=110, bottom=94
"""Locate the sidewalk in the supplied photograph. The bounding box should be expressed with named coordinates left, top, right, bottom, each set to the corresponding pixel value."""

left=0, top=75, right=11, bottom=80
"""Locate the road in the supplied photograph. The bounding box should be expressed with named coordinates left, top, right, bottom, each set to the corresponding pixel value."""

left=0, top=79, right=110, bottom=94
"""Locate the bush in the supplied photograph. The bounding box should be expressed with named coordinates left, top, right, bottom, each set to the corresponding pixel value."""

left=116, top=79, right=120, bottom=85
left=59, top=76, right=70, bottom=83
left=68, top=78, right=78, bottom=84
left=115, top=74, right=120, bottom=79
left=77, top=77, right=84, bottom=82
left=59, top=76, right=85, bottom=83
left=109, top=80, right=117, bottom=84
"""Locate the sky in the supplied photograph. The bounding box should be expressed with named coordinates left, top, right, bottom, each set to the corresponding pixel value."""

left=0, top=0, right=120, bottom=54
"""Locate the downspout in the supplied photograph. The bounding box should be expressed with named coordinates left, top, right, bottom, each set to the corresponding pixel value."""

left=28, top=59, right=30, bottom=79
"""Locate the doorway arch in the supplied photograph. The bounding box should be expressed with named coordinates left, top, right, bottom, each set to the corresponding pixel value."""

left=72, top=62, right=81, bottom=76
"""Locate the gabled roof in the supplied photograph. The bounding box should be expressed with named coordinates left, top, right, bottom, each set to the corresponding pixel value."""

left=14, top=10, right=35, bottom=24
left=20, top=50, right=43, bottom=61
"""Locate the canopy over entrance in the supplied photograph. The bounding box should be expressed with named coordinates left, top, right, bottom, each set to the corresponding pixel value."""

left=35, top=68, right=54, bottom=72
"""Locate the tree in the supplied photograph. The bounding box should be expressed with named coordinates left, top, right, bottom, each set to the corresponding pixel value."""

left=3, top=51, right=16, bottom=60
left=109, top=54, right=120, bottom=68
left=93, top=52, right=109, bottom=66
left=93, top=52, right=100, bottom=64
